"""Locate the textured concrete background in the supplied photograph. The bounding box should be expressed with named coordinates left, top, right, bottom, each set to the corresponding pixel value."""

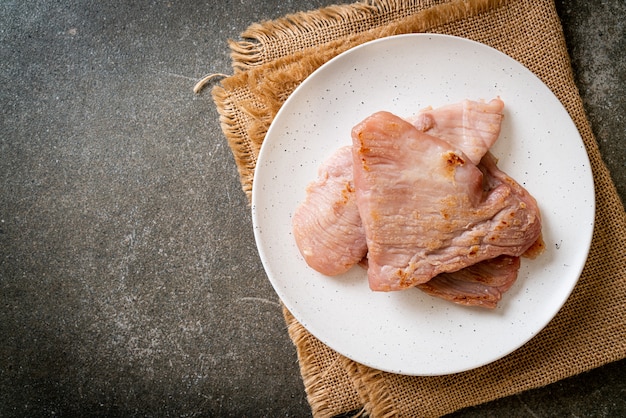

left=1, top=0, right=624, bottom=416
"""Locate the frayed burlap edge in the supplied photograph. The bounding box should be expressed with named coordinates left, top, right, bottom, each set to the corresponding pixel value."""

left=229, top=0, right=446, bottom=72
left=229, top=0, right=514, bottom=73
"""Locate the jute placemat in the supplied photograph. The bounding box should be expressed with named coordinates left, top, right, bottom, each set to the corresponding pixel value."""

left=209, top=0, right=626, bottom=416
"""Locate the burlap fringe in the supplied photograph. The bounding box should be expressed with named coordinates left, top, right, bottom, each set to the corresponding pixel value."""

left=342, top=359, right=399, bottom=418
left=229, top=1, right=382, bottom=72
left=228, top=0, right=512, bottom=71
left=211, top=82, right=258, bottom=198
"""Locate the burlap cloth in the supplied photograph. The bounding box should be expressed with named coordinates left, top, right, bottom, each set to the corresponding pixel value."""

left=209, top=0, right=626, bottom=416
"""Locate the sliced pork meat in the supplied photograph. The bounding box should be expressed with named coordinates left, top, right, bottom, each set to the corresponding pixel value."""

left=292, top=146, right=367, bottom=276
left=416, top=255, right=520, bottom=309
left=408, top=98, right=504, bottom=165
left=479, top=151, right=545, bottom=254
left=292, top=98, right=505, bottom=278
left=360, top=254, right=520, bottom=309
left=352, top=111, right=541, bottom=291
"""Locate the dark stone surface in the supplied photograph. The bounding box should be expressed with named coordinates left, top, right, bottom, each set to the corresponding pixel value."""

left=0, top=0, right=624, bottom=416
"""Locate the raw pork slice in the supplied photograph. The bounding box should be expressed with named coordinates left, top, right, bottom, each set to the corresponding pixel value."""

left=292, top=98, right=506, bottom=280
left=416, top=255, right=520, bottom=309
left=408, top=98, right=505, bottom=165
left=352, top=111, right=541, bottom=291
left=292, top=146, right=367, bottom=276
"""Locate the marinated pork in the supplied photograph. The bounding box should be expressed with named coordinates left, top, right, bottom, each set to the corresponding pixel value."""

left=291, top=98, right=542, bottom=308
left=292, top=146, right=367, bottom=276
left=292, top=99, right=505, bottom=278
left=408, top=98, right=505, bottom=165
left=352, top=111, right=541, bottom=291
left=416, top=255, right=520, bottom=308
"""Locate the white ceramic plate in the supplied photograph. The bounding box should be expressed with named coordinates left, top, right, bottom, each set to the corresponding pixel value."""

left=251, top=34, right=595, bottom=375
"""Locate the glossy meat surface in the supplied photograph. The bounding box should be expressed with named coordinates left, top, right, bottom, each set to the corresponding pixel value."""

left=408, top=98, right=505, bottom=165
left=292, top=146, right=367, bottom=275
left=417, top=255, right=520, bottom=309
left=352, top=111, right=542, bottom=291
